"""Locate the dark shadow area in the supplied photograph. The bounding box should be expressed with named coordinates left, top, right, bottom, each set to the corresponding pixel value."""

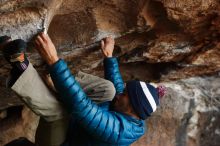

left=0, top=106, right=23, bottom=129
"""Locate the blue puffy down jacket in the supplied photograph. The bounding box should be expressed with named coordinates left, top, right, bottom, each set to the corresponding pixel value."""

left=49, top=57, right=145, bottom=146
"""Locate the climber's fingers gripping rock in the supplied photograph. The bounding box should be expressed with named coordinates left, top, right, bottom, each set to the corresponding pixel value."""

left=35, top=32, right=59, bottom=65
left=101, top=36, right=115, bottom=58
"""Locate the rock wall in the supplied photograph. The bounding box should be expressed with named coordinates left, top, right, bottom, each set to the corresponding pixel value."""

left=0, top=0, right=220, bottom=146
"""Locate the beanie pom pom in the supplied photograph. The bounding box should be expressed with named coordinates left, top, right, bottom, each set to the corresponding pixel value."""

left=157, top=85, right=166, bottom=98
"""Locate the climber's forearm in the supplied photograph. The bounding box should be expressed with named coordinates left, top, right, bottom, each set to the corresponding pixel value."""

left=104, top=57, right=124, bottom=94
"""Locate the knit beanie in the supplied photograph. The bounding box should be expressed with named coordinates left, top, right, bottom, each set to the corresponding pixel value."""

left=126, top=80, right=166, bottom=120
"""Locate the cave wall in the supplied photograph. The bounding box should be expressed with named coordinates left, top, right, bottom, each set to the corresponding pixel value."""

left=0, top=0, right=220, bottom=146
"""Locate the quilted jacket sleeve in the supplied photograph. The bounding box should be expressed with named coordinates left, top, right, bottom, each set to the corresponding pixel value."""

left=104, top=57, right=124, bottom=94
left=49, top=59, right=142, bottom=145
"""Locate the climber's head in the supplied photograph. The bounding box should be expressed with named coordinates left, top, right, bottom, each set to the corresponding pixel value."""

left=110, top=80, right=166, bottom=120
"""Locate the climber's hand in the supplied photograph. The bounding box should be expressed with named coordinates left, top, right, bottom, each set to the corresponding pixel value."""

left=101, top=36, right=115, bottom=58
left=35, top=33, right=59, bottom=65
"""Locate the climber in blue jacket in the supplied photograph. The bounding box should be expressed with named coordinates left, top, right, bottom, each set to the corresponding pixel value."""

left=34, top=33, right=166, bottom=146
left=1, top=33, right=166, bottom=146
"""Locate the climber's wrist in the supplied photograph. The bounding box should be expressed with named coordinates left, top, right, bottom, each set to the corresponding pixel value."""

left=47, top=55, right=59, bottom=66
left=104, top=53, right=113, bottom=58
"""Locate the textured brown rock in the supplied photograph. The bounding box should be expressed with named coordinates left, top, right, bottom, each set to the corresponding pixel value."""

left=0, top=0, right=220, bottom=146
left=0, top=106, right=39, bottom=145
